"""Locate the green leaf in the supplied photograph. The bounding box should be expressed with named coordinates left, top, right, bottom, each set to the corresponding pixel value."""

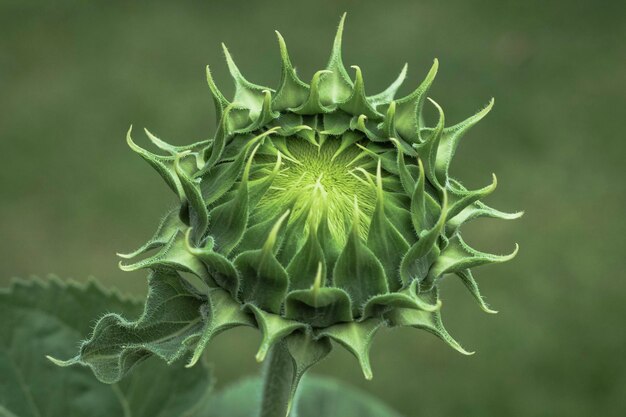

left=245, top=304, right=305, bottom=362
left=126, top=126, right=187, bottom=198
left=429, top=234, right=519, bottom=280
left=247, top=151, right=283, bottom=210
left=0, top=276, right=213, bottom=417
left=184, top=288, right=255, bottom=368
left=204, top=104, right=236, bottom=169
left=368, top=64, right=408, bottom=108
left=55, top=270, right=205, bottom=384
left=321, top=111, right=352, bottom=135
left=446, top=173, right=498, bottom=221
left=286, top=217, right=326, bottom=291
left=284, top=333, right=333, bottom=395
left=454, top=269, right=499, bottom=314
left=367, top=160, right=410, bottom=290
left=114, top=356, right=213, bottom=417
left=446, top=199, right=524, bottom=232
left=238, top=209, right=289, bottom=255
left=316, top=319, right=384, bottom=380
left=222, top=43, right=273, bottom=119
left=234, top=211, right=291, bottom=314
left=390, top=137, right=416, bottom=194
left=143, top=128, right=209, bottom=162
left=362, top=280, right=441, bottom=319
left=394, top=59, right=438, bottom=142
left=199, top=129, right=273, bottom=206
left=272, top=31, right=310, bottom=111
left=384, top=288, right=474, bottom=355
left=285, top=287, right=352, bottom=328
left=119, top=230, right=215, bottom=287
left=445, top=178, right=524, bottom=232
left=333, top=199, right=389, bottom=315
left=175, top=153, right=209, bottom=239
left=434, top=98, right=494, bottom=183
left=238, top=90, right=280, bottom=133
left=291, top=70, right=335, bottom=115
left=207, top=142, right=258, bottom=255
left=400, top=191, right=447, bottom=286
left=412, top=98, right=445, bottom=190
left=205, top=65, right=230, bottom=121
left=339, top=66, right=382, bottom=119
left=200, top=375, right=404, bottom=417
left=117, top=208, right=184, bottom=259
left=318, top=13, right=353, bottom=105
left=285, top=263, right=353, bottom=328
left=185, top=229, right=240, bottom=298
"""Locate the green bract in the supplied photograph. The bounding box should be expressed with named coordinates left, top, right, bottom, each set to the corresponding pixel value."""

left=55, top=14, right=520, bottom=391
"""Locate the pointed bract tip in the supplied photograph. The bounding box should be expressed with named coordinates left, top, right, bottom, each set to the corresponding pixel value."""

left=484, top=305, right=499, bottom=315
left=359, top=354, right=374, bottom=380
left=221, top=43, right=241, bottom=75
left=46, top=355, right=77, bottom=367
left=174, top=149, right=191, bottom=164
left=255, top=345, right=269, bottom=363
left=313, top=262, right=323, bottom=287
left=423, top=59, right=439, bottom=83
left=183, top=228, right=197, bottom=254
left=125, top=125, right=134, bottom=143
left=279, top=208, right=291, bottom=222
left=118, top=260, right=130, bottom=271
left=263, top=209, right=291, bottom=253
left=427, top=96, right=443, bottom=111
left=185, top=351, right=203, bottom=368
left=332, top=13, right=347, bottom=53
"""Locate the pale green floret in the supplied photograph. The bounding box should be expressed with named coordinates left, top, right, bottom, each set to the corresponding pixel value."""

left=55, top=14, right=521, bottom=401
left=255, top=135, right=378, bottom=247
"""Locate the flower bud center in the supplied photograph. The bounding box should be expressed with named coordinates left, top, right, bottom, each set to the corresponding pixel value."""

left=255, top=133, right=377, bottom=246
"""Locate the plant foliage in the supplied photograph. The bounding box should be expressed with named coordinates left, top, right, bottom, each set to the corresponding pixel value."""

left=50, top=13, right=520, bottom=410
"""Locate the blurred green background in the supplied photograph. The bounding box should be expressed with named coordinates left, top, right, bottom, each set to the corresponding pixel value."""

left=1, top=0, right=624, bottom=415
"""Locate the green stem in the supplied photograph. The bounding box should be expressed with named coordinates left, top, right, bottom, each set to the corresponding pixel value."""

left=259, top=341, right=298, bottom=417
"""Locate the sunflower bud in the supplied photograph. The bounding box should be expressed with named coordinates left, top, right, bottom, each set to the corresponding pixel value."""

left=57, top=14, right=520, bottom=388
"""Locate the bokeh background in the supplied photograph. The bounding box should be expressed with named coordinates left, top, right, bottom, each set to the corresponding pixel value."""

left=1, top=0, right=624, bottom=415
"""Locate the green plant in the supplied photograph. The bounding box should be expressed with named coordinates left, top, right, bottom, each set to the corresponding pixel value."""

left=1, top=14, right=520, bottom=417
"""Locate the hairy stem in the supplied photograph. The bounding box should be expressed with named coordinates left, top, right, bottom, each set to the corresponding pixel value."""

left=259, top=341, right=298, bottom=417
